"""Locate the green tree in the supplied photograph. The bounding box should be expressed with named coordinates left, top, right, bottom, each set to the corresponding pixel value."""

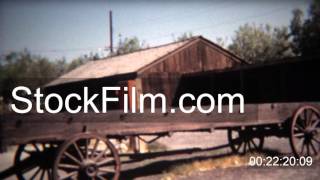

left=228, top=24, right=293, bottom=63
left=0, top=50, right=101, bottom=104
left=0, top=50, right=63, bottom=102
left=116, top=36, right=144, bottom=55
left=290, top=0, right=320, bottom=56
left=215, top=37, right=227, bottom=48
left=64, top=52, right=100, bottom=72
left=174, top=32, right=193, bottom=41
left=66, top=58, right=87, bottom=72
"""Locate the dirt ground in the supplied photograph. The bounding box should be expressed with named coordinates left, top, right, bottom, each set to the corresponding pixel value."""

left=179, top=163, right=320, bottom=180
left=0, top=130, right=319, bottom=180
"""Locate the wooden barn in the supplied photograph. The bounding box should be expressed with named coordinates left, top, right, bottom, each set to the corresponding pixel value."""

left=45, top=36, right=245, bottom=110
left=173, top=56, right=320, bottom=106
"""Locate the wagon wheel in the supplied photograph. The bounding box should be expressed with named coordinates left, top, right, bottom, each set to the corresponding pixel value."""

left=53, top=133, right=120, bottom=180
left=228, top=127, right=264, bottom=155
left=14, top=143, right=58, bottom=180
left=290, top=105, right=320, bottom=158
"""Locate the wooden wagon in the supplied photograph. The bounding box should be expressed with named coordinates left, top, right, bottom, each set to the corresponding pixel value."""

left=1, top=56, right=320, bottom=180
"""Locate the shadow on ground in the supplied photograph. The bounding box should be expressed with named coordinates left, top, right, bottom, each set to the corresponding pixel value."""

left=119, top=144, right=284, bottom=180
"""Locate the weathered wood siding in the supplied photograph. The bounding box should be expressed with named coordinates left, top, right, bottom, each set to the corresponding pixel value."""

left=4, top=102, right=317, bottom=148
left=139, top=39, right=241, bottom=107
left=173, top=57, right=320, bottom=105
left=141, top=40, right=239, bottom=74
left=140, top=73, right=181, bottom=107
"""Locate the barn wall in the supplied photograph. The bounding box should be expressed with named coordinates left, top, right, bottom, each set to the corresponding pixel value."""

left=140, top=73, right=181, bottom=107
left=202, top=43, right=239, bottom=71
left=141, top=40, right=239, bottom=75
left=139, top=40, right=241, bottom=107
left=173, top=58, right=320, bottom=104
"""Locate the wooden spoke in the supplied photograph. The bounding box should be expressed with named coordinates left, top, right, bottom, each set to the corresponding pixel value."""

left=47, top=169, right=52, bottom=180
left=312, top=137, right=320, bottom=144
left=33, top=143, right=40, bottom=152
left=99, top=166, right=115, bottom=173
left=60, top=171, right=77, bottom=180
left=94, top=145, right=110, bottom=162
left=235, top=141, right=243, bottom=152
left=294, top=133, right=305, bottom=138
left=304, top=110, right=309, bottom=125
left=294, top=123, right=305, bottom=132
left=23, top=149, right=33, bottom=155
left=91, top=139, right=100, bottom=158
left=244, top=142, right=248, bottom=153
left=53, top=133, right=120, bottom=180
left=85, top=138, right=89, bottom=159
left=233, top=137, right=242, bottom=145
left=58, top=163, right=79, bottom=170
left=14, top=143, right=58, bottom=180
left=250, top=139, right=259, bottom=149
left=249, top=141, right=254, bottom=152
left=228, top=128, right=264, bottom=155
left=63, top=152, right=82, bottom=165
left=30, top=167, right=41, bottom=179
left=97, top=175, right=106, bottom=180
left=97, top=174, right=107, bottom=180
left=290, top=106, right=320, bottom=158
left=297, top=117, right=306, bottom=129
left=298, top=116, right=306, bottom=128
left=300, top=141, right=305, bottom=155
left=306, top=143, right=310, bottom=156
left=39, top=169, right=45, bottom=180
left=311, top=119, right=320, bottom=130
left=309, top=112, right=317, bottom=126
left=97, top=157, right=113, bottom=167
left=310, top=141, right=318, bottom=155
left=72, top=142, right=84, bottom=161
left=309, top=110, right=318, bottom=125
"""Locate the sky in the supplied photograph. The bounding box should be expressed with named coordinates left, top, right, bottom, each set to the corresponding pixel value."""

left=0, top=0, right=312, bottom=61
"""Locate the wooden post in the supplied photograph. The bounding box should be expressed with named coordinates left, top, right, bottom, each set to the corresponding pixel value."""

left=127, top=79, right=148, bottom=153
left=109, top=10, right=113, bottom=54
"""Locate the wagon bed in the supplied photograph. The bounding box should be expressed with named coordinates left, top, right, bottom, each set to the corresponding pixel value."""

left=1, top=102, right=319, bottom=150
left=1, top=102, right=320, bottom=180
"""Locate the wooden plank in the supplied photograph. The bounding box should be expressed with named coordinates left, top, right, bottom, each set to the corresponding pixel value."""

left=0, top=121, right=281, bottom=148
left=2, top=102, right=318, bottom=124
left=140, top=39, right=240, bottom=75
left=1, top=102, right=319, bottom=149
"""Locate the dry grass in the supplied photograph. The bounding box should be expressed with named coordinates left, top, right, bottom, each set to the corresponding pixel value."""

left=161, top=153, right=262, bottom=180
left=148, top=142, right=168, bottom=152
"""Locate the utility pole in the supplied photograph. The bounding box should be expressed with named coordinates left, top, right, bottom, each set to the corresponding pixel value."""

left=109, top=10, right=114, bottom=54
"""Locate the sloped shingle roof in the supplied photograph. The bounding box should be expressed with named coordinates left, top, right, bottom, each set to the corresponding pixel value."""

left=46, top=36, right=244, bottom=87
left=46, top=39, right=193, bottom=87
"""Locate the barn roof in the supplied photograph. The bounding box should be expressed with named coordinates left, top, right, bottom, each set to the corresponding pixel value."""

left=46, top=36, right=244, bottom=87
